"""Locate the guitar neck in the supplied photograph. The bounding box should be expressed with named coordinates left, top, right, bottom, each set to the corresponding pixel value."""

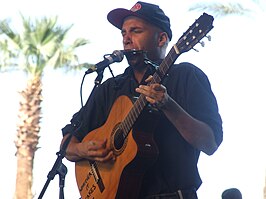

left=120, top=45, right=180, bottom=136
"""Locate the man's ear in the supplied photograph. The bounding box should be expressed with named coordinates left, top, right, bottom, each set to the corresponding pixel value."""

left=158, top=32, right=168, bottom=47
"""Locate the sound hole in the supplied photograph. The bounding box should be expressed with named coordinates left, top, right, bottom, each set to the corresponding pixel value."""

left=113, top=128, right=125, bottom=150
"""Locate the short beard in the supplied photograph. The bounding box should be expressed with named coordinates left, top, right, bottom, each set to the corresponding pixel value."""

left=125, top=51, right=148, bottom=72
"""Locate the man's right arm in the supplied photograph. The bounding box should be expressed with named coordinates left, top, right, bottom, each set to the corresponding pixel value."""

left=60, top=134, right=115, bottom=162
left=60, top=134, right=83, bottom=162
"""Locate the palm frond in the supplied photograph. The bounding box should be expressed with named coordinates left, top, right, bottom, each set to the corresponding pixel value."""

left=0, top=19, right=22, bottom=48
left=0, top=14, right=90, bottom=75
left=189, top=2, right=252, bottom=17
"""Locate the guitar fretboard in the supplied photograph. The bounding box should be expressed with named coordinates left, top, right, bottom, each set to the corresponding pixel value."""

left=120, top=45, right=180, bottom=138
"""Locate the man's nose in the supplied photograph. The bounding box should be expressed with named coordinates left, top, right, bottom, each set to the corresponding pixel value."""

left=123, top=34, right=132, bottom=46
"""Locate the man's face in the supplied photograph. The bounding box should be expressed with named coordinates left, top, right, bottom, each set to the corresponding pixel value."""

left=121, top=16, right=161, bottom=67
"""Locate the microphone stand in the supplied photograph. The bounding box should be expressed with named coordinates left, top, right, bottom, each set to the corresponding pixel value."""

left=38, top=65, right=107, bottom=199
left=38, top=136, right=70, bottom=199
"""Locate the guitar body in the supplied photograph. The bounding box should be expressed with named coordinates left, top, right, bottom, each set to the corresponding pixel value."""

left=75, top=95, right=159, bottom=199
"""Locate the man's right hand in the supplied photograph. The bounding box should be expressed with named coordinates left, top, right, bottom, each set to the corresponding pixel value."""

left=61, top=135, right=115, bottom=162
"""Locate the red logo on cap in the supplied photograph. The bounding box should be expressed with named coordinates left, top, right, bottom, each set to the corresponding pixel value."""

left=130, top=3, right=141, bottom=12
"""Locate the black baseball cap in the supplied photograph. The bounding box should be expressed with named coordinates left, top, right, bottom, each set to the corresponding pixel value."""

left=107, top=1, right=172, bottom=41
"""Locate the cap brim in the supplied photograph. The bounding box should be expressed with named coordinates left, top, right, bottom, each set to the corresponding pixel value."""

left=107, top=8, right=142, bottom=30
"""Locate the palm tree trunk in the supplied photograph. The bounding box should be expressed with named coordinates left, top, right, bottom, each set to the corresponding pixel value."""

left=14, top=75, right=42, bottom=199
left=15, top=145, right=35, bottom=199
left=264, top=175, right=266, bottom=199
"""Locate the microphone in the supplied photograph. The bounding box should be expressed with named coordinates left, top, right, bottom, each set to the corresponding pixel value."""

left=84, top=50, right=124, bottom=74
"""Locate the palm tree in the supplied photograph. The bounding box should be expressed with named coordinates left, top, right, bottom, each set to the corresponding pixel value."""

left=0, top=15, right=89, bottom=199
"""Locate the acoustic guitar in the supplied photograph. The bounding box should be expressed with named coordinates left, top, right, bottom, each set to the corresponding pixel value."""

left=75, top=12, right=214, bottom=199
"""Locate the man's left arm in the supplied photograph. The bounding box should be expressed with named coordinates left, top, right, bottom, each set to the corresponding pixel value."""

left=136, top=78, right=222, bottom=155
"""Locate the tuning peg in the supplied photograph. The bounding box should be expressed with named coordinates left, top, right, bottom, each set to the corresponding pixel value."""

left=200, top=41, right=205, bottom=47
left=193, top=48, right=199, bottom=52
left=206, top=35, right=211, bottom=41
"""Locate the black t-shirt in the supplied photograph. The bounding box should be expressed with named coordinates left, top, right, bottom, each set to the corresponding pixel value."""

left=62, top=62, right=223, bottom=197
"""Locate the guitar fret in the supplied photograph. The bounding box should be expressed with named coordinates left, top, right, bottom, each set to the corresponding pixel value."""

left=122, top=115, right=131, bottom=134
left=123, top=118, right=131, bottom=134
left=132, top=106, right=139, bottom=118
left=123, top=105, right=137, bottom=134
left=155, top=73, right=161, bottom=82
left=127, top=113, right=134, bottom=129
left=140, top=97, right=147, bottom=109
left=121, top=121, right=127, bottom=134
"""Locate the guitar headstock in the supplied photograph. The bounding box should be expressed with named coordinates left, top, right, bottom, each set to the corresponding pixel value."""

left=176, top=12, right=214, bottom=54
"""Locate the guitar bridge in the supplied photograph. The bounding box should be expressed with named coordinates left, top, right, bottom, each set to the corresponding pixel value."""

left=90, top=161, right=105, bottom=192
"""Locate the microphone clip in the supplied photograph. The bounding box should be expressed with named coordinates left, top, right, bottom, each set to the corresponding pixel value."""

left=144, top=57, right=159, bottom=69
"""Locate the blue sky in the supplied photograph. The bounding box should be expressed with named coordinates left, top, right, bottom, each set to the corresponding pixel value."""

left=0, top=0, right=266, bottom=198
